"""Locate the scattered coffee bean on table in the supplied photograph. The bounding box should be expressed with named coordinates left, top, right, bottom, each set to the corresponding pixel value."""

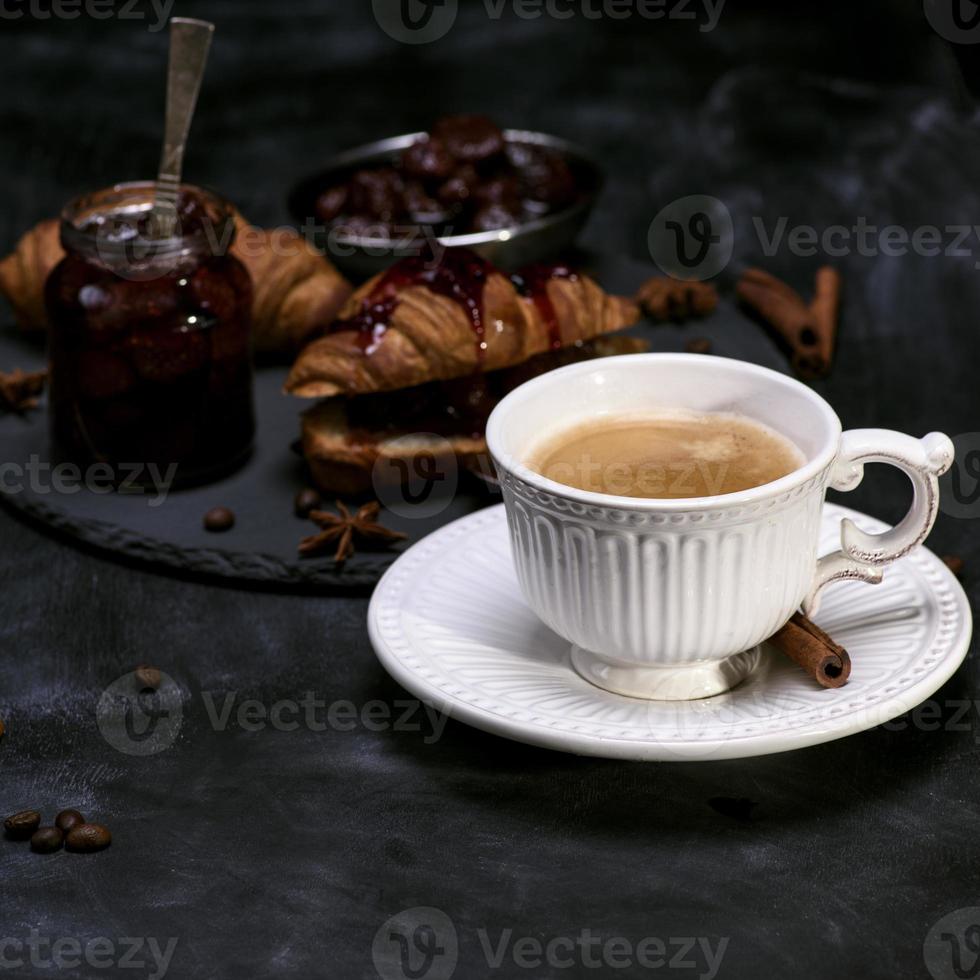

left=55, top=809, right=85, bottom=835
left=294, top=488, right=322, bottom=519
left=30, top=827, right=63, bottom=853
left=65, top=823, right=112, bottom=853
left=135, top=665, right=161, bottom=690
left=203, top=506, right=235, bottom=532
left=4, top=810, right=40, bottom=839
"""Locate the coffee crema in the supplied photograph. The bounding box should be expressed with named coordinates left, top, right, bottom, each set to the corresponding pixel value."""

left=526, top=410, right=804, bottom=499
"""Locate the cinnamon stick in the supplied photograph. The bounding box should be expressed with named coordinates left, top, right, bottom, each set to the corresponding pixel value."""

left=768, top=612, right=851, bottom=688
left=736, top=266, right=841, bottom=379
left=943, top=554, right=965, bottom=578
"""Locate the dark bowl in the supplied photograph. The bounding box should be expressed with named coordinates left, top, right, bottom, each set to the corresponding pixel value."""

left=287, top=129, right=603, bottom=280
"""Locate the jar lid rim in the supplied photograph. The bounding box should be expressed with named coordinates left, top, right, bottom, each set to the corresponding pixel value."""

left=59, top=181, right=236, bottom=261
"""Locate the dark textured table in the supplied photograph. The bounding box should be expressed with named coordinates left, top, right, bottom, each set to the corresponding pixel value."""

left=2, top=3, right=979, bottom=978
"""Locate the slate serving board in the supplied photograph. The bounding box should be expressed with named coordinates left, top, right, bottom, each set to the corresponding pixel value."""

left=0, top=252, right=790, bottom=590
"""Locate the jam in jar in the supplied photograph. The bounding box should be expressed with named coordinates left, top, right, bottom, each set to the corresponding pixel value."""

left=46, top=182, right=254, bottom=487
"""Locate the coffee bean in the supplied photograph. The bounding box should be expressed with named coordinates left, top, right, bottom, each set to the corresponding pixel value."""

left=203, top=506, right=235, bottom=532
left=30, top=827, right=63, bottom=853
left=65, top=823, right=112, bottom=853
left=135, top=665, right=161, bottom=690
left=55, top=809, right=85, bottom=835
left=0, top=719, right=5, bottom=738
left=294, top=488, right=322, bottom=519
left=685, top=337, right=712, bottom=355
left=4, top=810, right=40, bottom=839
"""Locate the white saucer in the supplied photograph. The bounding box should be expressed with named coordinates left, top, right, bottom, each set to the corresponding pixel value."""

left=368, top=503, right=972, bottom=761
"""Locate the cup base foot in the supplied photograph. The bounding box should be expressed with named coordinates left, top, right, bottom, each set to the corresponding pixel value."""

left=570, top=645, right=762, bottom=701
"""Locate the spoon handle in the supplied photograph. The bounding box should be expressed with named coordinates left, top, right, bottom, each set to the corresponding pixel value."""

left=156, top=17, right=215, bottom=234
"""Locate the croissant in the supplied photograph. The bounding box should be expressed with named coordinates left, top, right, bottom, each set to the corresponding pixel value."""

left=0, top=219, right=61, bottom=335
left=302, top=334, right=649, bottom=495
left=0, top=215, right=352, bottom=356
left=230, top=217, right=351, bottom=354
left=285, top=249, right=640, bottom=398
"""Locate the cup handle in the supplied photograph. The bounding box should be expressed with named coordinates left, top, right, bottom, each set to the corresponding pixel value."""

left=802, top=429, right=954, bottom=616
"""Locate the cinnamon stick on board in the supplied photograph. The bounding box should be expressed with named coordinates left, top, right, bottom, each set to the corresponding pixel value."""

left=736, top=266, right=841, bottom=379
left=768, top=612, right=851, bottom=688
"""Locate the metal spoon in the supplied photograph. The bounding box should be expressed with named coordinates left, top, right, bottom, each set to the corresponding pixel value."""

left=152, top=17, right=215, bottom=238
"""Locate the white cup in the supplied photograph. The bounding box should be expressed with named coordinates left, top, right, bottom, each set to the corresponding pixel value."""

left=486, top=353, right=953, bottom=701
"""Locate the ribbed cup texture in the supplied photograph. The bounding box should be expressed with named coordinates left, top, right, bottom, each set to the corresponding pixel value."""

left=501, top=471, right=827, bottom=665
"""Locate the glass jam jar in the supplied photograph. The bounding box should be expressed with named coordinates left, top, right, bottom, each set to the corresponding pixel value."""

left=46, top=182, right=254, bottom=487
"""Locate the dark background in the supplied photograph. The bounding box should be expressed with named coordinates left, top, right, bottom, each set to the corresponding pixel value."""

left=2, top=1, right=980, bottom=978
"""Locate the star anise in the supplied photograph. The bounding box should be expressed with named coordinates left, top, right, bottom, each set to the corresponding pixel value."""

left=0, top=368, right=46, bottom=412
left=298, top=500, right=407, bottom=564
